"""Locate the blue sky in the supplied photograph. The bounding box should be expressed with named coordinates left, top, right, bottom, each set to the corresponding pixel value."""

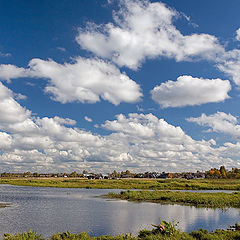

left=0, top=0, right=240, bottom=173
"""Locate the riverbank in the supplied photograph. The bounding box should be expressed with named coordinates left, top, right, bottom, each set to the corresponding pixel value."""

left=0, top=178, right=240, bottom=190
left=3, top=222, right=240, bottom=240
left=104, top=190, right=240, bottom=208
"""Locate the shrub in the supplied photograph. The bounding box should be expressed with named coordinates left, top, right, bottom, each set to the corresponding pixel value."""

left=3, top=230, right=43, bottom=240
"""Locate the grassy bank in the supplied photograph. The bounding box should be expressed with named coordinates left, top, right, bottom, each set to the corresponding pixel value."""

left=1, top=178, right=240, bottom=190
left=0, top=203, right=8, bottom=208
left=105, top=190, right=240, bottom=208
left=2, top=222, right=240, bottom=240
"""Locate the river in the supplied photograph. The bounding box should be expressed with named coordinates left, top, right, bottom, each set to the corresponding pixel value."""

left=0, top=184, right=239, bottom=238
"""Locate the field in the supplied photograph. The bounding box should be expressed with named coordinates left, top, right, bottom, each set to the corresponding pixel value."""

left=0, top=178, right=240, bottom=190
left=105, top=190, right=240, bottom=208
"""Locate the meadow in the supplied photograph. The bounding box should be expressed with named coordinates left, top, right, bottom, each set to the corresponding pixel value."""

left=0, top=178, right=240, bottom=190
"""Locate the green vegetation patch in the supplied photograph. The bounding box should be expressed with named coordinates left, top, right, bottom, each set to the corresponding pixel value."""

left=1, top=178, right=240, bottom=190
left=105, top=190, right=240, bottom=208
left=2, top=222, right=240, bottom=240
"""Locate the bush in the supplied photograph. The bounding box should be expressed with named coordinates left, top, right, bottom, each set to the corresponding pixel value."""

left=151, top=221, right=178, bottom=237
left=3, top=231, right=43, bottom=240
left=50, top=231, right=91, bottom=240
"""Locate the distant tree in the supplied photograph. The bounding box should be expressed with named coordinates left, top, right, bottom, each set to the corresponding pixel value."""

left=69, top=171, right=78, bottom=177
left=168, top=173, right=173, bottom=178
left=33, top=172, right=39, bottom=177
left=110, top=170, right=120, bottom=178
left=24, top=171, right=32, bottom=177
left=220, top=166, right=227, bottom=178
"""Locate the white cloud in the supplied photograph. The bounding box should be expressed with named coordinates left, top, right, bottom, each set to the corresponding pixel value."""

left=100, top=113, right=231, bottom=171
left=31, top=57, right=142, bottom=105
left=0, top=57, right=142, bottom=105
left=53, top=116, right=76, bottom=126
left=0, top=64, right=30, bottom=82
left=0, top=82, right=31, bottom=129
left=14, top=93, right=27, bottom=100
left=84, top=116, right=93, bottom=122
left=77, top=0, right=224, bottom=69
left=103, top=113, right=156, bottom=138
left=236, top=28, right=240, bottom=41
left=151, top=75, right=231, bottom=108
left=217, top=49, right=240, bottom=86
left=187, top=112, right=240, bottom=138
left=0, top=51, right=11, bottom=57
left=57, top=47, right=66, bottom=52
left=0, top=85, right=238, bottom=172
left=0, top=132, right=12, bottom=149
left=0, top=83, right=104, bottom=171
left=0, top=83, right=229, bottom=172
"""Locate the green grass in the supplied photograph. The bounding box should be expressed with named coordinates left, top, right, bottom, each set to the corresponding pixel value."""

left=105, top=190, right=240, bottom=208
left=1, top=178, right=240, bottom=190
left=2, top=222, right=240, bottom=240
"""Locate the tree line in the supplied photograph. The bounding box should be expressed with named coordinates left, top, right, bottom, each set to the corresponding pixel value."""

left=0, top=166, right=239, bottom=179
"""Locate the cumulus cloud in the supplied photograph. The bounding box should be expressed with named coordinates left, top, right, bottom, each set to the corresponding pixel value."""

left=236, top=28, right=240, bottom=41
left=187, top=112, right=240, bottom=138
left=101, top=113, right=234, bottom=171
left=217, top=49, right=240, bottom=86
left=0, top=64, right=30, bottom=82
left=0, top=57, right=142, bottom=105
left=76, top=0, right=224, bottom=69
left=0, top=83, right=103, bottom=171
left=151, top=75, right=231, bottom=108
left=1, top=83, right=237, bottom=172
left=0, top=132, right=12, bottom=149
left=31, top=57, right=142, bottom=105
left=0, top=82, right=31, bottom=129
left=53, top=116, right=76, bottom=126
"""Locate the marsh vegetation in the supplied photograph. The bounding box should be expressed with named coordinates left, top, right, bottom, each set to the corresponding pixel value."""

left=105, top=190, right=240, bottom=208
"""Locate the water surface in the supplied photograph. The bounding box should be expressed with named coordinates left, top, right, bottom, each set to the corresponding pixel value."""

left=0, top=185, right=239, bottom=238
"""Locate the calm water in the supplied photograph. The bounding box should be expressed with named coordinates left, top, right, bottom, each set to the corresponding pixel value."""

left=0, top=185, right=239, bottom=238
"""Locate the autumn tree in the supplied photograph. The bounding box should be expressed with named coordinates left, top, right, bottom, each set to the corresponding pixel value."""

left=220, top=166, right=227, bottom=178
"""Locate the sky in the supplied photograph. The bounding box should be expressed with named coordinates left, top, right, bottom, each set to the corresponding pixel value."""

left=0, top=0, right=240, bottom=173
